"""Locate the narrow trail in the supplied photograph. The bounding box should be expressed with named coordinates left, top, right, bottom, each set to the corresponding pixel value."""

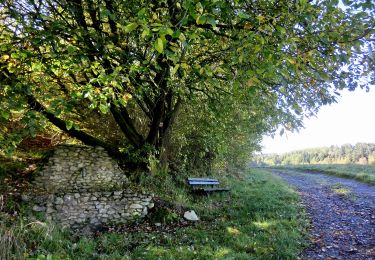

left=270, top=169, right=375, bottom=260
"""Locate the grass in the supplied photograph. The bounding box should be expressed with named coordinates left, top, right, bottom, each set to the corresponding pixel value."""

left=272, top=164, right=375, bottom=185
left=1, top=163, right=309, bottom=259
left=330, top=183, right=354, bottom=199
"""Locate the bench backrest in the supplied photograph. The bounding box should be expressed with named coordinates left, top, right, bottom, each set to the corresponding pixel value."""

left=187, top=178, right=219, bottom=186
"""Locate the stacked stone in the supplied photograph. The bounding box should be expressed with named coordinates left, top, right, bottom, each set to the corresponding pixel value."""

left=30, top=145, right=154, bottom=229
left=43, top=191, right=154, bottom=228
left=35, top=145, right=127, bottom=192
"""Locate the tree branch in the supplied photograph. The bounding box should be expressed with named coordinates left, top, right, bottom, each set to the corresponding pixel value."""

left=27, top=94, right=121, bottom=157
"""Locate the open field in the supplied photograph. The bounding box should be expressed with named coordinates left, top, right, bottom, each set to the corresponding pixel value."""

left=271, top=164, right=375, bottom=185
left=0, top=166, right=308, bottom=259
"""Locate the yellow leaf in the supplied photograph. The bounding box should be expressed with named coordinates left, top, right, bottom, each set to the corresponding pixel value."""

left=256, top=15, right=265, bottom=23
left=122, top=93, right=132, bottom=102
left=243, top=22, right=253, bottom=30
left=247, top=76, right=260, bottom=87
left=287, top=58, right=296, bottom=64
left=181, top=63, right=189, bottom=69
left=227, top=227, right=241, bottom=236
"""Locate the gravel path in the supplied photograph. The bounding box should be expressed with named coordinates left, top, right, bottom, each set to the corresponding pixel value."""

left=270, top=169, right=375, bottom=260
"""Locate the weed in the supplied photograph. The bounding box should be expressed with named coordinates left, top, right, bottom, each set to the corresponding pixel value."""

left=330, top=184, right=354, bottom=199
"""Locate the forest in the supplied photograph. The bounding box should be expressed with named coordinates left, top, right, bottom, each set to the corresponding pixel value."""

left=253, top=143, right=375, bottom=166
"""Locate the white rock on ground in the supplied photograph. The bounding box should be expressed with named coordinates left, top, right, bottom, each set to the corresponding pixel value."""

left=184, top=210, right=199, bottom=221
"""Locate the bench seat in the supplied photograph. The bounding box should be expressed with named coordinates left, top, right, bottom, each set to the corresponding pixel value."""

left=187, top=177, right=230, bottom=194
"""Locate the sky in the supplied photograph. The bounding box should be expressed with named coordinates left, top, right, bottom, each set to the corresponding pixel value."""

left=261, top=87, right=375, bottom=154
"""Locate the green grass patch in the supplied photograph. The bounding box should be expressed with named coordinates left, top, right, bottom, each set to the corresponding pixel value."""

left=272, top=164, right=375, bottom=185
left=0, top=169, right=308, bottom=259
left=330, top=183, right=354, bottom=199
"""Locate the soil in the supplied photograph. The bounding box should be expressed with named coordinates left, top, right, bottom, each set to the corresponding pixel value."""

left=271, top=169, right=375, bottom=260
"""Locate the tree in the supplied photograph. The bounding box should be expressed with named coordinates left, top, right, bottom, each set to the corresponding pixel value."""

left=1, top=0, right=374, bottom=168
left=253, top=143, right=375, bottom=166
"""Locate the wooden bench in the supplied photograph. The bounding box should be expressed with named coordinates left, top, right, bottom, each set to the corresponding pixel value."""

left=187, top=177, right=230, bottom=195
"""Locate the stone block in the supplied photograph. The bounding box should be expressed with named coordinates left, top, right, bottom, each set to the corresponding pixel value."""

left=63, top=195, right=73, bottom=202
left=33, top=205, right=46, bottom=212
left=144, top=197, right=152, bottom=202
left=129, top=203, right=143, bottom=209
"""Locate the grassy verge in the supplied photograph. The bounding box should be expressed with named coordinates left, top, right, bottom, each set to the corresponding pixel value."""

left=273, top=164, right=375, bottom=185
left=1, top=168, right=308, bottom=259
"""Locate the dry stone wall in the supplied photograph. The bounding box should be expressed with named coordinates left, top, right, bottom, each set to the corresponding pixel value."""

left=29, top=145, right=154, bottom=229
left=35, top=145, right=127, bottom=192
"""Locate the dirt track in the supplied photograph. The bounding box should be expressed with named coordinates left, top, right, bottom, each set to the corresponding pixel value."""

left=271, top=169, right=375, bottom=260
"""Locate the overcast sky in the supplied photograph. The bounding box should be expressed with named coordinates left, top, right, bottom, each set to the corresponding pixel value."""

left=261, top=87, right=375, bottom=154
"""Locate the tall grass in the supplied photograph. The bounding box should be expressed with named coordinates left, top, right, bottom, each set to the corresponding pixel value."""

left=0, top=215, right=70, bottom=259
left=0, top=223, right=25, bottom=260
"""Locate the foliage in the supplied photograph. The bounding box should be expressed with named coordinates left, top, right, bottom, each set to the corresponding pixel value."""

left=0, top=168, right=308, bottom=259
left=1, top=0, right=374, bottom=170
left=253, top=143, right=375, bottom=166
left=167, top=91, right=273, bottom=173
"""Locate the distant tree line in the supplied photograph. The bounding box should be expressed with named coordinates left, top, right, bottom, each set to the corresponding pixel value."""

left=253, top=143, right=375, bottom=166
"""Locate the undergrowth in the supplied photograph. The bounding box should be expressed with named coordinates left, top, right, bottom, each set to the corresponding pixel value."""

left=0, top=167, right=308, bottom=259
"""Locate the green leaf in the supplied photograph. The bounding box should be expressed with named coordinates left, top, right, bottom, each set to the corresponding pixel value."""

left=1, top=111, right=10, bottom=120
left=67, top=45, right=75, bottom=54
left=10, top=52, right=19, bottom=59
left=99, top=103, right=109, bottom=113
left=238, top=12, right=250, bottom=19
left=137, top=8, right=147, bottom=17
left=165, top=27, right=174, bottom=36
left=123, top=22, right=138, bottom=33
left=276, top=26, right=286, bottom=35
left=141, top=27, right=150, bottom=38
left=196, top=2, right=204, bottom=14
left=196, top=15, right=207, bottom=25
left=154, top=38, right=164, bottom=53
left=319, top=71, right=330, bottom=81
left=206, top=16, right=217, bottom=27
left=65, top=121, right=73, bottom=130
left=31, top=62, right=43, bottom=72
left=171, top=64, right=180, bottom=76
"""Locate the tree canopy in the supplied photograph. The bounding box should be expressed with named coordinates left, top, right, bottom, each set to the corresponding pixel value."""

left=0, top=0, right=374, bottom=170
